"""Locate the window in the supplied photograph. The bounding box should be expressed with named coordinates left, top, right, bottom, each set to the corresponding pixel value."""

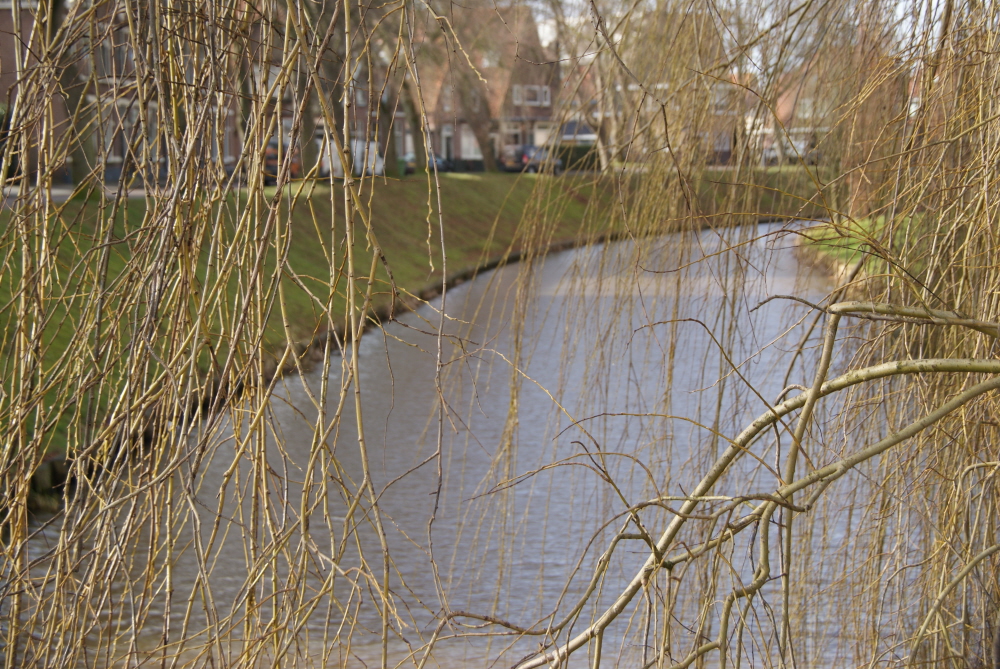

left=98, top=43, right=114, bottom=79
left=520, top=85, right=551, bottom=108
left=222, top=109, right=236, bottom=162
left=95, top=20, right=132, bottom=80
left=255, top=64, right=287, bottom=100
left=99, top=99, right=138, bottom=164
left=442, top=124, right=453, bottom=161
left=524, top=85, right=541, bottom=106
left=512, top=85, right=523, bottom=106
left=146, top=103, right=161, bottom=165
left=533, top=123, right=552, bottom=147
left=100, top=104, right=121, bottom=163
left=798, top=97, right=814, bottom=119
left=712, top=87, right=730, bottom=114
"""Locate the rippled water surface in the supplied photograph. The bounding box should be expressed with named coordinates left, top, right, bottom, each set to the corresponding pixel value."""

left=24, top=223, right=844, bottom=667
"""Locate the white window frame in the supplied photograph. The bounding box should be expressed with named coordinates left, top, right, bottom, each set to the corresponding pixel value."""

left=512, top=85, right=523, bottom=106
left=541, top=86, right=551, bottom=107
left=225, top=109, right=237, bottom=162
left=523, top=85, right=541, bottom=107
left=144, top=101, right=165, bottom=166
left=93, top=96, right=138, bottom=164
left=212, top=107, right=237, bottom=163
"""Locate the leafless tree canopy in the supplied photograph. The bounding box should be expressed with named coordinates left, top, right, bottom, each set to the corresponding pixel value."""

left=2, top=0, right=1000, bottom=667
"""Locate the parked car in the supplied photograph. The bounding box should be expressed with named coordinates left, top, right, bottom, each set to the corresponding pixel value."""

left=523, top=146, right=563, bottom=174
left=402, top=153, right=416, bottom=174
left=429, top=153, right=452, bottom=172
left=263, top=137, right=302, bottom=184
left=502, top=145, right=563, bottom=173
left=405, top=152, right=450, bottom=173
left=319, top=137, right=385, bottom=177
left=403, top=152, right=450, bottom=173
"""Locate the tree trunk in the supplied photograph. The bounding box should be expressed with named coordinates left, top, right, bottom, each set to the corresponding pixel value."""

left=457, top=78, right=498, bottom=172
left=401, top=79, right=426, bottom=171
left=299, top=93, right=319, bottom=177
left=378, top=98, right=400, bottom=177
left=993, top=617, right=1000, bottom=669
left=61, top=66, right=98, bottom=186
left=457, top=70, right=497, bottom=172
left=50, top=0, right=97, bottom=186
left=469, top=119, right=497, bottom=172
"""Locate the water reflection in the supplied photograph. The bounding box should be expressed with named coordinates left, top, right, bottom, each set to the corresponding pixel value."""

left=21, top=223, right=840, bottom=668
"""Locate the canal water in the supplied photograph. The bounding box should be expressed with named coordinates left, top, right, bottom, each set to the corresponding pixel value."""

left=21, top=222, right=855, bottom=668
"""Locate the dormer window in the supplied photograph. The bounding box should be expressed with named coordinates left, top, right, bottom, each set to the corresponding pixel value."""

left=519, top=85, right=551, bottom=107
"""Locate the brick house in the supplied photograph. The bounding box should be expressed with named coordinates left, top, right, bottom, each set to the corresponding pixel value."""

left=416, top=1, right=560, bottom=170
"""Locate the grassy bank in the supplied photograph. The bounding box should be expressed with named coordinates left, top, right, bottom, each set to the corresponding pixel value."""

left=0, top=166, right=831, bottom=464
left=795, top=214, right=931, bottom=281
left=696, top=165, right=839, bottom=221
left=0, top=172, right=610, bottom=461
left=262, top=171, right=607, bottom=345
left=0, top=166, right=838, bottom=383
left=1, top=166, right=837, bottom=354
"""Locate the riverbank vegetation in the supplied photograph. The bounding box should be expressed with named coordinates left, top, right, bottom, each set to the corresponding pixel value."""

left=3, top=0, right=1000, bottom=667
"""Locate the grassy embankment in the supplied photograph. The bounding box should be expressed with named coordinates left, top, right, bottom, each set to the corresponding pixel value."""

left=796, top=217, right=882, bottom=276
left=0, top=172, right=609, bottom=464
left=3, top=166, right=829, bottom=354
left=274, top=165, right=834, bottom=344
left=0, top=166, right=831, bottom=465
left=795, top=214, right=933, bottom=283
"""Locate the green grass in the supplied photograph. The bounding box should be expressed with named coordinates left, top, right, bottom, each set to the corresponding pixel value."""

left=261, top=171, right=608, bottom=343
left=695, top=166, right=839, bottom=221
left=800, top=216, right=887, bottom=266
left=797, top=214, right=934, bottom=276
left=0, top=172, right=608, bottom=452
left=1, top=167, right=829, bottom=454
left=2, top=166, right=835, bottom=373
